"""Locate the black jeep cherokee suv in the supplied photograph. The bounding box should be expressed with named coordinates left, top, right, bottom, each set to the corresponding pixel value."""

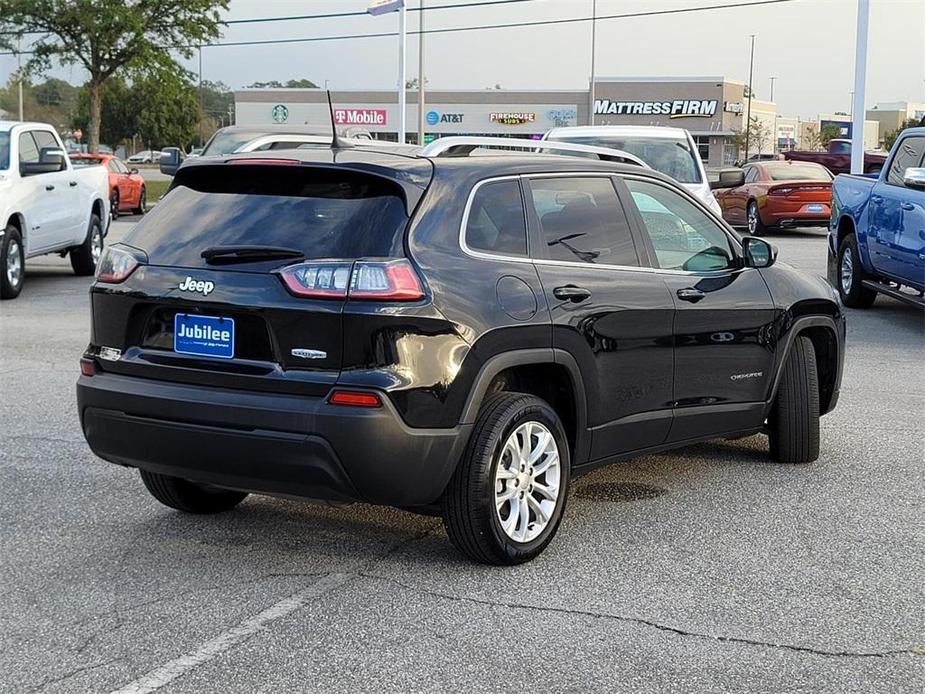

left=77, top=144, right=845, bottom=564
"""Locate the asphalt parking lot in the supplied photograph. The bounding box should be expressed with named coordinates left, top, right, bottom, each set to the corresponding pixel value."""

left=1, top=220, right=922, bottom=693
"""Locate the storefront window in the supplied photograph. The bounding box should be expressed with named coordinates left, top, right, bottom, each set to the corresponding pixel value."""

left=693, top=135, right=710, bottom=162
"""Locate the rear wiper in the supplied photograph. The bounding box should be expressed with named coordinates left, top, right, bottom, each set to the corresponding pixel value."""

left=201, top=245, right=305, bottom=265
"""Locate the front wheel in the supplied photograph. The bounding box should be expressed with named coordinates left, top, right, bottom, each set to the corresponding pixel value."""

left=70, top=214, right=104, bottom=276
left=768, top=335, right=820, bottom=464
left=836, top=233, right=877, bottom=308
left=140, top=470, right=248, bottom=513
left=442, top=393, right=570, bottom=565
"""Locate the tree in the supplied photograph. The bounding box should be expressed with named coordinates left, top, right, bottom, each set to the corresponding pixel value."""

left=247, top=79, right=318, bottom=89
left=0, top=0, right=227, bottom=152
left=405, top=77, right=429, bottom=90
left=883, top=117, right=920, bottom=151
left=73, top=77, right=136, bottom=146
left=730, top=116, right=770, bottom=158
left=0, top=76, right=76, bottom=128
left=133, top=71, right=200, bottom=150
left=802, top=124, right=823, bottom=151
left=819, top=124, right=842, bottom=148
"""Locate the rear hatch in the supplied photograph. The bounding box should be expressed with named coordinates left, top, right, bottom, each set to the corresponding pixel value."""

left=89, top=157, right=432, bottom=395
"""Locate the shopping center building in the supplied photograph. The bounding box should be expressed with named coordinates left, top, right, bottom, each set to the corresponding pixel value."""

left=234, top=76, right=773, bottom=167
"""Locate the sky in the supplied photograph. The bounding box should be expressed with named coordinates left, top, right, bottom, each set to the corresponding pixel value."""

left=2, top=0, right=924, bottom=120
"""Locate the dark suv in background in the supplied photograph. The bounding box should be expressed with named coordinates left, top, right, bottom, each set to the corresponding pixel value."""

left=77, top=138, right=845, bottom=565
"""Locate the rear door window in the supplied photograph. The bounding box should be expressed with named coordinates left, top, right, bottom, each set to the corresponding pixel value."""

left=125, top=166, right=411, bottom=268
left=464, top=179, right=527, bottom=257
left=527, top=176, right=639, bottom=266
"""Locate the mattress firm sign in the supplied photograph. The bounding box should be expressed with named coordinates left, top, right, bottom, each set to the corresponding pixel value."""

left=593, top=99, right=718, bottom=118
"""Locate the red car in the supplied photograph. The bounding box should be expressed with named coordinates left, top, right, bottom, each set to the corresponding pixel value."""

left=714, top=160, right=833, bottom=235
left=70, top=153, right=146, bottom=219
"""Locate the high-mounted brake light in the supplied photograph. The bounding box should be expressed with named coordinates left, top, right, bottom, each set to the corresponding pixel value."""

left=328, top=390, right=382, bottom=408
left=227, top=158, right=300, bottom=166
left=96, top=246, right=140, bottom=283
left=278, top=259, right=424, bottom=301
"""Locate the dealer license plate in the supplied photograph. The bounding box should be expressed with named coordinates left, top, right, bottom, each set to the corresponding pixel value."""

left=174, top=313, right=235, bottom=359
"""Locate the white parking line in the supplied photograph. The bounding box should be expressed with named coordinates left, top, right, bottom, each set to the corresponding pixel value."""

left=109, top=572, right=352, bottom=694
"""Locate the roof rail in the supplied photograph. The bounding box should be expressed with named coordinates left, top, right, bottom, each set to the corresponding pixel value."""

left=418, top=136, right=649, bottom=168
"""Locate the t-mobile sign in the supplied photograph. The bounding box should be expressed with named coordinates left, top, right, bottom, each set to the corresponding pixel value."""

left=333, top=108, right=388, bottom=126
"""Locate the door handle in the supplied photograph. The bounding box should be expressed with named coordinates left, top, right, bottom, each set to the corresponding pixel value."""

left=553, top=285, right=592, bottom=303
left=69, top=181, right=78, bottom=187
left=870, top=195, right=883, bottom=204
left=45, top=184, right=55, bottom=191
left=676, top=287, right=706, bottom=303
left=900, top=202, right=914, bottom=211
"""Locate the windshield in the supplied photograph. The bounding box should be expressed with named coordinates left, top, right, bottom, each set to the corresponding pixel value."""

left=548, top=134, right=702, bottom=183
left=201, top=130, right=271, bottom=156
left=765, top=163, right=832, bottom=181
left=0, top=133, right=9, bottom=170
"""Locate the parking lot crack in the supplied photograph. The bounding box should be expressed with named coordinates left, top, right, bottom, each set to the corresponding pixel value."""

left=26, top=657, right=124, bottom=694
left=356, top=572, right=916, bottom=660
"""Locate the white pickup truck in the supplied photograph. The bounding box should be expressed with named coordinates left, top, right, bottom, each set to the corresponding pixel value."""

left=0, top=121, right=110, bottom=299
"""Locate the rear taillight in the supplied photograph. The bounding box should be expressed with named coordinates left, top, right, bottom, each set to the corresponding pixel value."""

left=278, top=259, right=424, bottom=301
left=96, top=246, right=141, bottom=283
left=768, top=187, right=794, bottom=196
left=79, top=358, right=96, bottom=376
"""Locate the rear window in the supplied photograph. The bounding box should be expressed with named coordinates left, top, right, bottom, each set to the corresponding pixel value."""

left=125, top=166, right=409, bottom=266
left=764, top=163, right=832, bottom=181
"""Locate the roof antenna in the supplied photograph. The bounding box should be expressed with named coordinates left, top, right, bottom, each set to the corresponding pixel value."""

left=327, top=90, right=353, bottom=150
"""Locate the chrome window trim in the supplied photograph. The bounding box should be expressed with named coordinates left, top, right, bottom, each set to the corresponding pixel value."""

left=458, top=172, right=655, bottom=273
left=458, top=175, right=534, bottom=265
left=619, top=173, right=747, bottom=278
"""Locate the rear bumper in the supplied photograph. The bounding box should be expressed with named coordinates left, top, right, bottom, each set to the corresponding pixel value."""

left=763, top=205, right=831, bottom=228
left=76, top=372, right=470, bottom=506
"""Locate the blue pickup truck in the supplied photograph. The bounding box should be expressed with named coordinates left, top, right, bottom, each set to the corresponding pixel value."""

left=829, top=127, right=925, bottom=308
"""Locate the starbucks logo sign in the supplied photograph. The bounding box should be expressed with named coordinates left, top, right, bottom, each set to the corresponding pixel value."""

left=271, top=104, right=289, bottom=123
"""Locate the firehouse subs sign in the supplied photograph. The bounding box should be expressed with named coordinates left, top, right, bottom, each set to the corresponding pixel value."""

left=490, top=112, right=538, bottom=125
left=593, top=99, right=718, bottom=118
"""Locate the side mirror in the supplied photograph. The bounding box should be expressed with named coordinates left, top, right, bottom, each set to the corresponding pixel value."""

left=710, top=168, right=745, bottom=190
left=129, top=167, right=139, bottom=175
left=158, top=148, right=183, bottom=176
left=903, top=167, right=925, bottom=188
left=742, top=236, right=777, bottom=268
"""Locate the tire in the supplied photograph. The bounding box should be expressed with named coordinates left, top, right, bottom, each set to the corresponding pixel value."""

left=139, top=469, right=248, bottom=514
left=110, top=189, right=119, bottom=221
left=1, top=225, right=25, bottom=300
left=133, top=186, right=146, bottom=216
left=442, top=392, right=571, bottom=565
left=768, top=335, right=820, bottom=464
left=836, top=233, right=877, bottom=308
left=70, top=214, right=104, bottom=276
left=747, top=200, right=768, bottom=236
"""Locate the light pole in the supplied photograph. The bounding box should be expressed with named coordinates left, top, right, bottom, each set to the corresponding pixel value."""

left=744, top=34, right=756, bottom=162
left=850, top=0, right=869, bottom=174
left=588, top=0, right=597, bottom=125
left=769, top=76, right=777, bottom=153
left=17, top=36, right=23, bottom=121
left=417, top=0, right=425, bottom=145
left=368, top=0, right=407, bottom=143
